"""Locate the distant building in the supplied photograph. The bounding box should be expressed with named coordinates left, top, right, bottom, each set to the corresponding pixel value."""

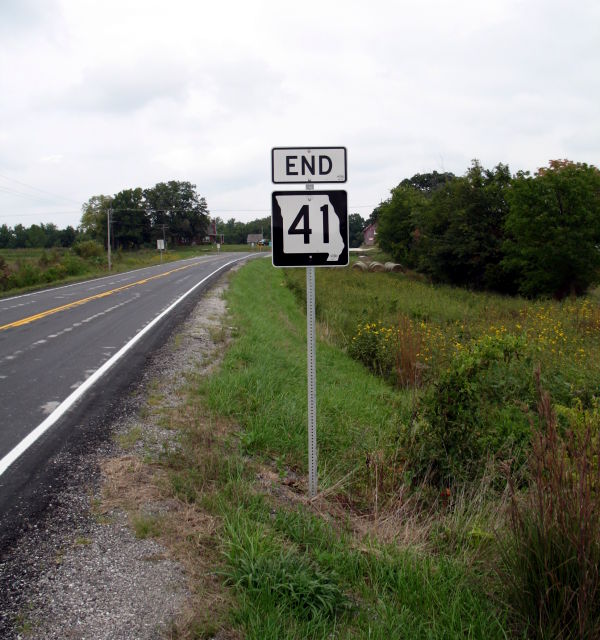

left=363, top=222, right=377, bottom=246
left=247, top=233, right=263, bottom=245
left=205, top=219, right=224, bottom=244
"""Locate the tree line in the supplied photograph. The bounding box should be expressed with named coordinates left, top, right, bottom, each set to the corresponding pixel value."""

left=81, top=181, right=210, bottom=248
left=0, top=222, right=78, bottom=249
left=374, top=159, right=600, bottom=298
left=0, top=179, right=289, bottom=250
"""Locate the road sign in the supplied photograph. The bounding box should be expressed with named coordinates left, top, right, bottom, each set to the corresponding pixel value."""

left=272, top=147, right=347, bottom=183
left=272, top=190, right=348, bottom=267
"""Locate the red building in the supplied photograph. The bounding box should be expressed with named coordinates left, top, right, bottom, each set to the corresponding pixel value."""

left=205, top=219, right=224, bottom=244
left=363, top=222, right=378, bottom=246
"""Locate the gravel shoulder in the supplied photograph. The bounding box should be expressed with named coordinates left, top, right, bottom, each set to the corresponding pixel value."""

left=0, top=274, right=236, bottom=639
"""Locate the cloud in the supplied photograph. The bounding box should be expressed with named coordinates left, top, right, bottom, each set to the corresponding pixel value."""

left=60, top=57, right=193, bottom=113
left=0, top=0, right=59, bottom=36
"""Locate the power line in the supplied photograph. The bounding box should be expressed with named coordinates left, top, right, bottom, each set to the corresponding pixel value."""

left=0, top=172, right=81, bottom=205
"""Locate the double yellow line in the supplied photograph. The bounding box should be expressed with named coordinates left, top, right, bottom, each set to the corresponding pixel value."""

left=0, top=262, right=201, bottom=332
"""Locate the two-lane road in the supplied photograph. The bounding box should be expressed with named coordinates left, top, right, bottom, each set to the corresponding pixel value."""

left=0, top=252, right=254, bottom=527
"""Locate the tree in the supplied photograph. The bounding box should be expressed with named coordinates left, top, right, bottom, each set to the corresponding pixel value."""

left=144, top=181, right=209, bottom=245
left=0, top=224, right=14, bottom=248
left=111, top=188, right=150, bottom=249
left=25, top=224, right=46, bottom=248
left=416, top=161, right=513, bottom=290
left=503, top=160, right=600, bottom=298
left=59, top=226, right=77, bottom=247
left=399, top=170, right=455, bottom=195
left=80, top=195, right=113, bottom=244
left=223, top=217, right=245, bottom=244
left=348, top=213, right=365, bottom=248
left=376, top=186, right=425, bottom=266
left=13, top=224, right=28, bottom=248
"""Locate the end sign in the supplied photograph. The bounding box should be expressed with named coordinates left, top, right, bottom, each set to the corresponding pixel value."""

left=272, top=147, right=347, bottom=183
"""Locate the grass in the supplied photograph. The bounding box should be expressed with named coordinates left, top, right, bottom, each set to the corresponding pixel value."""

left=140, top=259, right=508, bottom=638
left=198, top=260, right=408, bottom=507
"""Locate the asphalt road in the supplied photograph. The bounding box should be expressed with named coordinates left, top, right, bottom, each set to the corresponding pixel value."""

left=0, top=252, right=254, bottom=538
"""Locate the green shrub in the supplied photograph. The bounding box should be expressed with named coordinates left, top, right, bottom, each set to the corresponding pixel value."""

left=500, top=373, right=600, bottom=639
left=10, top=262, right=43, bottom=288
left=60, top=254, right=86, bottom=276
left=407, top=333, right=533, bottom=484
left=0, top=256, right=10, bottom=290
left=43, top=264, right=67, bottom=282
left=73, top=239, right=104, bottom=259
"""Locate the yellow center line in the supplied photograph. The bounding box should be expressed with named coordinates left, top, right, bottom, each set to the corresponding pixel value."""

left=0, top=261, right=203, bottom=331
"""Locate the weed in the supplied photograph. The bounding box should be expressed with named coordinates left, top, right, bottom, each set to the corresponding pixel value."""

left=500, top=369, right=600, bottom=639
left=116, top=425, right=143, bottom=450
left=132, top=513, right=164, bottom=539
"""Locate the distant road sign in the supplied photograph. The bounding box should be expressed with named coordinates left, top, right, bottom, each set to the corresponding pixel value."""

left=272, top=147, right=347, bottom=183
left=271, top=190, right=348, bottom=267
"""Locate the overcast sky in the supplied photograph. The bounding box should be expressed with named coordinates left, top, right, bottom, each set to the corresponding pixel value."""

left=1, top=0, right=598, bottom=228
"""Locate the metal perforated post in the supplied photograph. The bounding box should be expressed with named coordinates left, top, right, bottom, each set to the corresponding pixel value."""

left=306, top=265, right=317, bottom=497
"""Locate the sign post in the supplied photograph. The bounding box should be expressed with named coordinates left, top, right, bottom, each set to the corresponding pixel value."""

left=157, top=238, right=165, bottom=263
left=271, top=147, right=348, bottom=498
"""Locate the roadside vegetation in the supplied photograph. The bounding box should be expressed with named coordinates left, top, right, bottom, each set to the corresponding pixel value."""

left=0, top=244, right=265, bottom=297
left=373, top=159, right=600, bottom=299
left=104, top=257, right=598, bottom=639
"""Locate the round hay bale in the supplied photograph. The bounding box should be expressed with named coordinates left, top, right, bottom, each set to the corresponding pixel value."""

left=368, top=261, right=385, bottom=272
left=385, top=262, right=405, bottom=273
left=352, top=261, right=368, bottom=271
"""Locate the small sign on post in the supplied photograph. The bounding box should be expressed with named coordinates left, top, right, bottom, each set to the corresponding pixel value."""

left=157, top=238, right=165, bottom=263
left=271, top=146, right=349, bottom=498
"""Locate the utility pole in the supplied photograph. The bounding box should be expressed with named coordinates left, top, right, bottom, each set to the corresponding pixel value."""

left=107, top=207, right=112, bottom=272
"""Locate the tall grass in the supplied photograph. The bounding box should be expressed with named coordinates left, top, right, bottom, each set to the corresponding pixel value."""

left=500, top=370, right=600, bottom=639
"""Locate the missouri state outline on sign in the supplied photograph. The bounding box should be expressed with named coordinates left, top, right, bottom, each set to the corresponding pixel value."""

left=271, top=190, right=348, bottom=267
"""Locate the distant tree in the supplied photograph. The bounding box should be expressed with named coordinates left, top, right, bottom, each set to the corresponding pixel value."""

left=80, top=195, right=113, bottom=244
left=13, top=224, right=28, bottom=248
left=417, top=161, right=513, bottom=290
left=348, top=213, right=365, bottom=248
left=223, top=217, right=245, bottom=244
left=399, top=170, right=455, bottom=195
left=144, top=181, right=209, bottom=245
left=111, top=188, right=150, bottom=249
left=375, top=186, right=426, bottom=266
left=503, top=160, right=600, bottom=298
left=59, top=225, right=77, bottom=247
left=0, top=224, right=14, bottom=248
left=25, top=224, right=46, bottom=248
left=40, top=223, right=61, bottom=247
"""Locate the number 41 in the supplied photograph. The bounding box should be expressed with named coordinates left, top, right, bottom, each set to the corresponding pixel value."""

left=288, top=205, right=329, bottom=244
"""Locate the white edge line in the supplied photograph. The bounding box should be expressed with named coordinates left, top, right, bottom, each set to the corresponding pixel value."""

left=0, top=256, right=248, bottom=477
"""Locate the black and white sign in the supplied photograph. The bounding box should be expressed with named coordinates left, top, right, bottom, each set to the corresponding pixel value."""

left=272, top=147, right=347, bottom=183
left=271, top=190, right=348, bottom=267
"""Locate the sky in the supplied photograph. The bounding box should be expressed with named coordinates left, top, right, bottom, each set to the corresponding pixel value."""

left=0, top=0, right=598, bottom=229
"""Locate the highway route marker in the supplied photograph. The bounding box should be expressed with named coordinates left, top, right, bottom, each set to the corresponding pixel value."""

left=271, top=147, right=349, bottom=497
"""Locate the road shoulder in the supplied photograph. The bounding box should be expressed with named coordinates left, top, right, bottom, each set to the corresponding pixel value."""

left=0, top=274, right=235, bottom=639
